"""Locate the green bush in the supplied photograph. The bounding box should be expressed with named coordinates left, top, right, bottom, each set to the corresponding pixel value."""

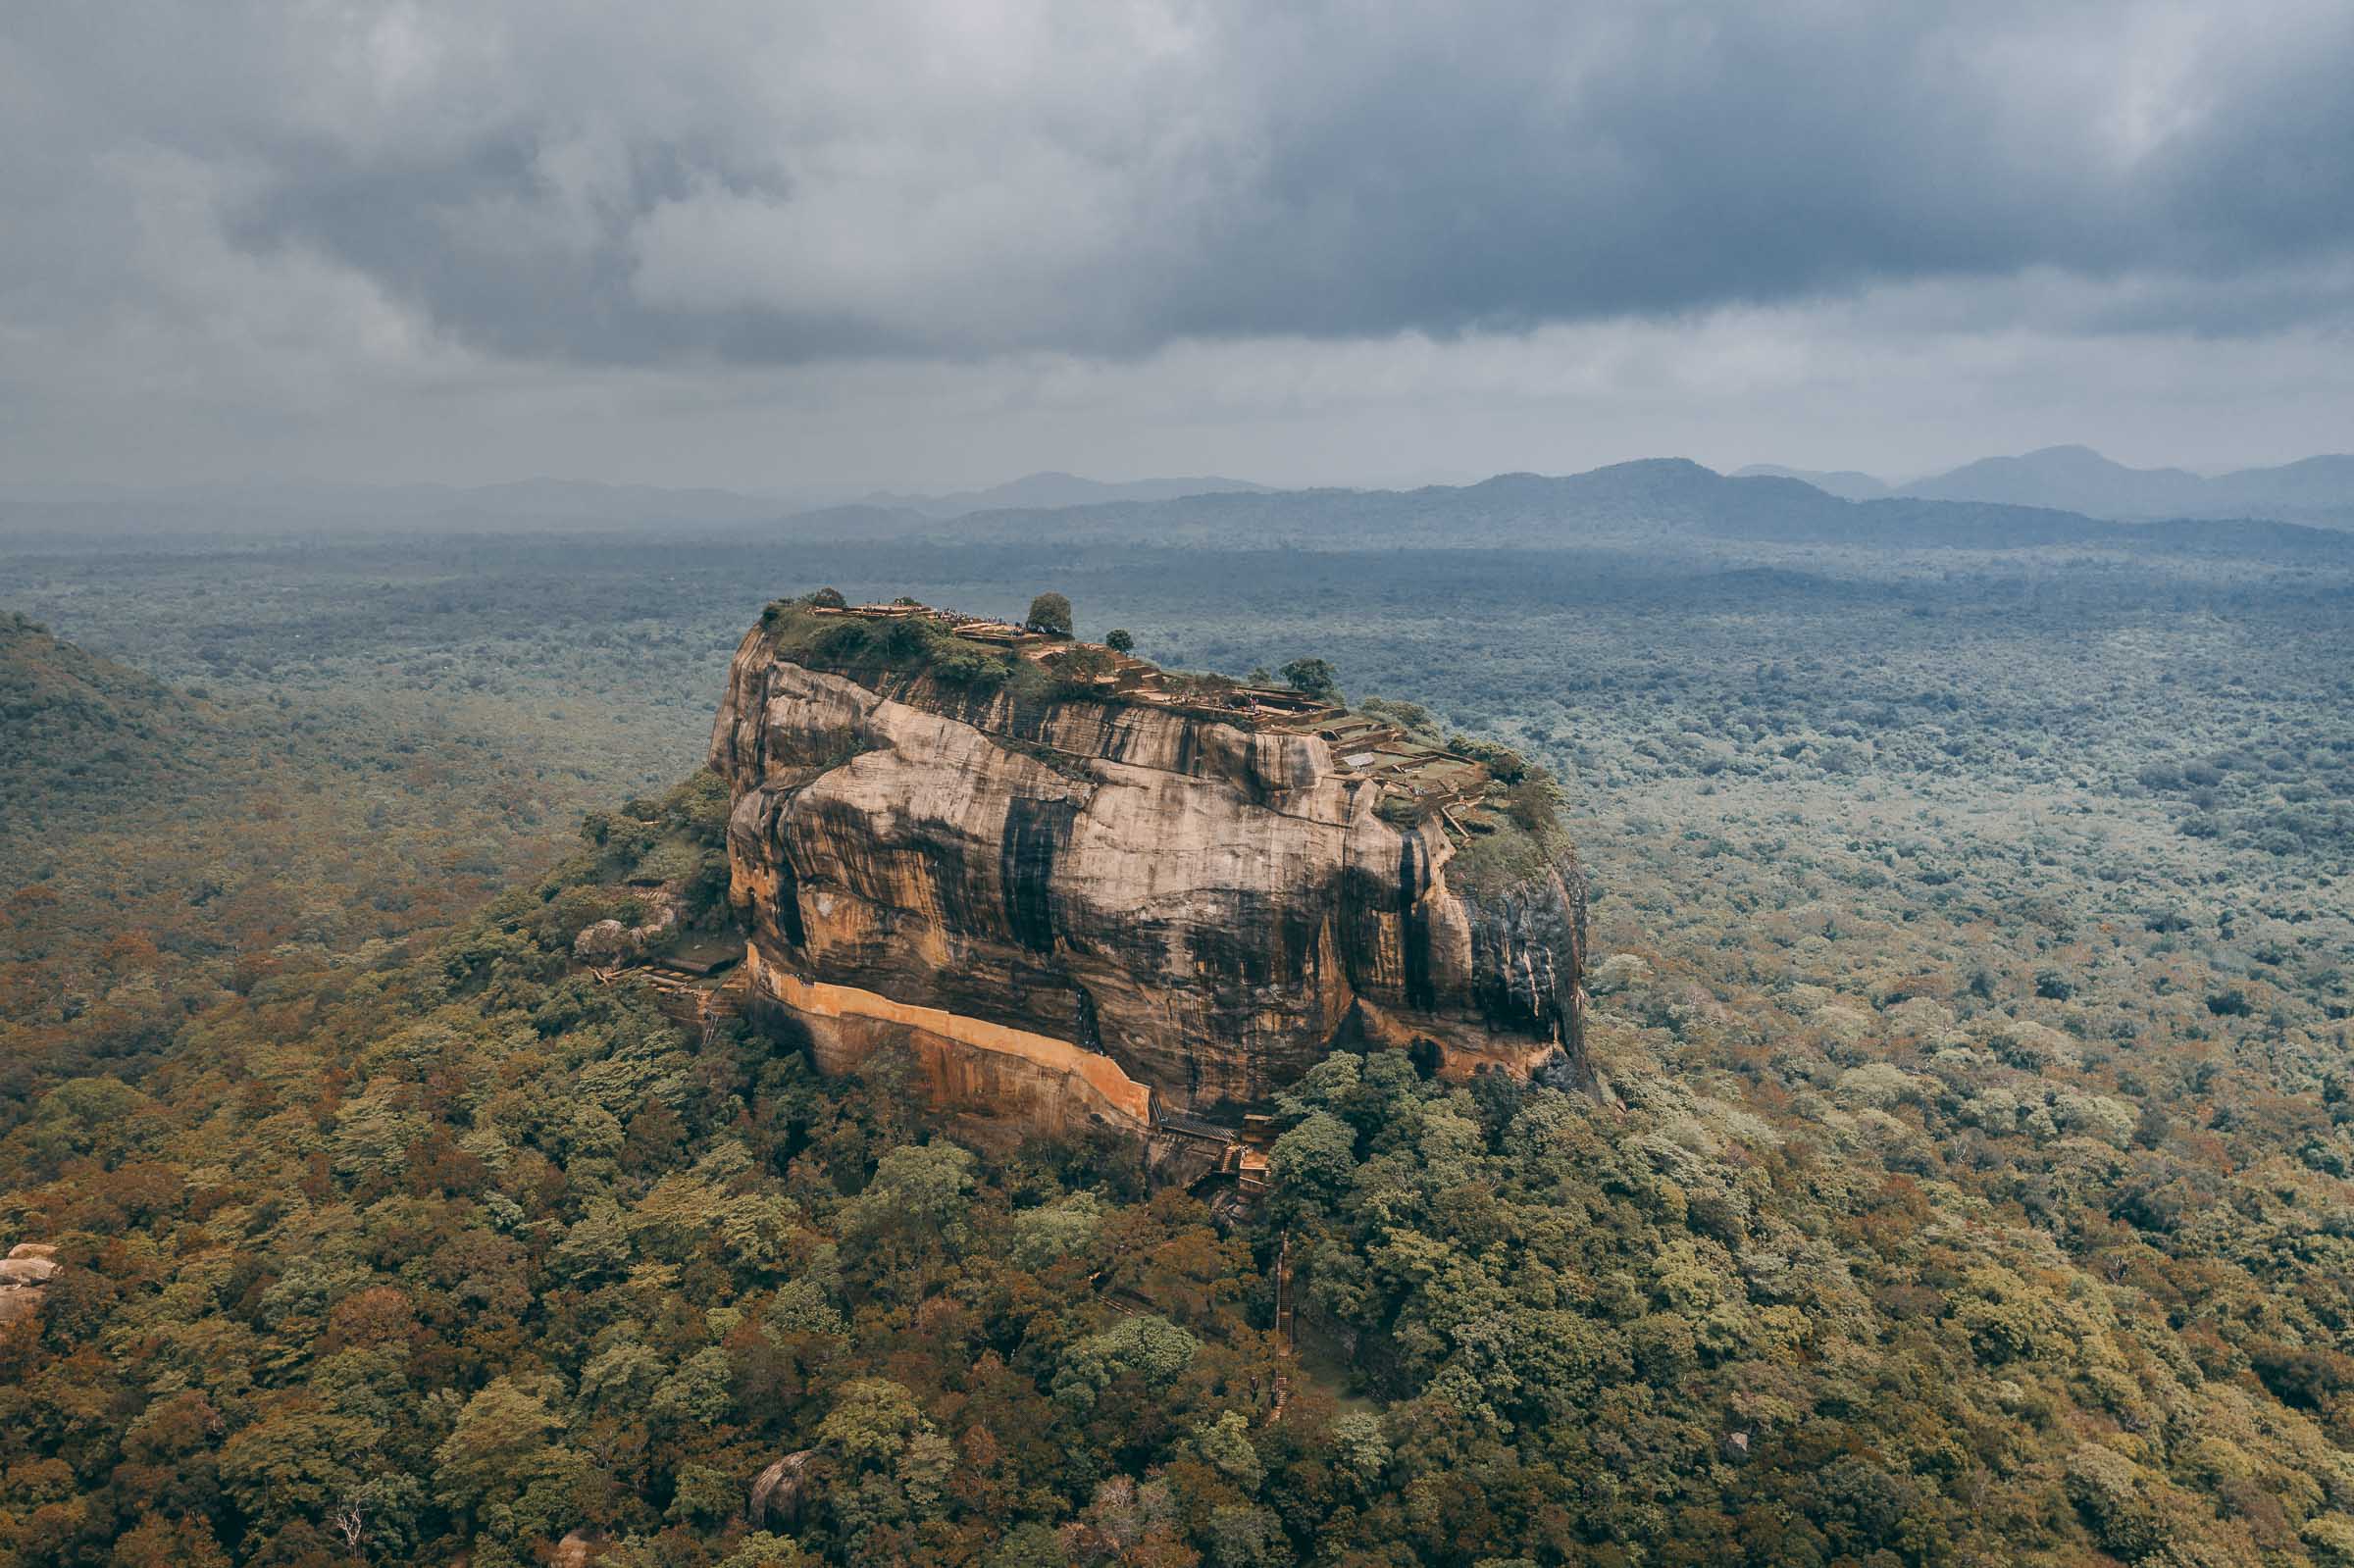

left=933, top=648, right=1011, bottom=690
left=809, top=620, right=872, bottom=661
left=1280, top=657, right=1340, bottom=700
left=1026, top=592, right=1074, bottom=638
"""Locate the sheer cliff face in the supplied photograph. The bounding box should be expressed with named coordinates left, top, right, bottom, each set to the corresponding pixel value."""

left=709, top=622, right=1585, bottom=1133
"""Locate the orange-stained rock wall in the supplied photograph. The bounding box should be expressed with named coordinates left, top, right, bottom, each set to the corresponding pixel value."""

left=745, top=944, right=1154, bottom=1136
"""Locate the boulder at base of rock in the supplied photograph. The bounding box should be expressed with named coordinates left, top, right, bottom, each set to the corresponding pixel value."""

left=0, top=1255, right=60, bottom=1287
left=550, top=1529, right=606, bottom=1568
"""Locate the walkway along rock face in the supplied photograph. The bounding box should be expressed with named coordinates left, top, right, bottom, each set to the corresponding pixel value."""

left=707, top=601, right=1588, bottom=1142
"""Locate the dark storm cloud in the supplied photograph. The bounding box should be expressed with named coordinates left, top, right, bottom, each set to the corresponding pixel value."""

left=8, top=0, right=2350, bottom=368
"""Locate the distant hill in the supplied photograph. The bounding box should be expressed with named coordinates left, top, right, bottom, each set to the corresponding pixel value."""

left=0, top=613, right=204, bottom=848
left=1897, top=446, right=2210, bottom=515
left=16, top=454, right=2350, bottom=547
left=1732, top=464, right=1891, bottom=501
left=857, top=471, right=1271, bottom=518
left=894, top=458, right=2354, bottom=559
left=1892, top=445, right=2354, bottom=527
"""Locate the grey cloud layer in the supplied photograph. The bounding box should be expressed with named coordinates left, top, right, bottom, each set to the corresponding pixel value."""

left=10, top=0, right=2352, bottom=367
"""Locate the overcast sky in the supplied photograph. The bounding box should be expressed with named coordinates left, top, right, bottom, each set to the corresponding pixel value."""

left=4, top=0, right=2351, bottom=492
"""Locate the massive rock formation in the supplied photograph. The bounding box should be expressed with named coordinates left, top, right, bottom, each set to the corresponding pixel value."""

left=709, top=603, right=1586, bottom=1145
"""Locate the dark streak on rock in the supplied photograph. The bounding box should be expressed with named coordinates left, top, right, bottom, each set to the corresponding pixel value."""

left=1000, top=795, right=1078, bottom=953
left=1398, top=835, right=1436, bottom=1012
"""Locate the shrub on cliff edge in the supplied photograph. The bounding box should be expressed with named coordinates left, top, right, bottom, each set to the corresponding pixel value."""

left=1026, top=592, right=1074, bottom=638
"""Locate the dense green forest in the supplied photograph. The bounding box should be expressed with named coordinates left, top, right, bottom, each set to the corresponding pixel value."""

left=4, top=513, right=2354, bottom=1565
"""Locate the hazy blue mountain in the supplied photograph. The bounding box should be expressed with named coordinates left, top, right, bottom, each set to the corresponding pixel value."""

left=1892, top=445, right=2354, bottom=526
left=21, top=458, right=2352, bottom=551
left=1897, top=446, right=2208, bottom=515
left=898, top=457, right=2351, bottom=559
left=2205, top=454, right=2354, bottom=514
left=858, top=471, right=1272, bottom=518
left=1732, top=464, right=1891, bottom=500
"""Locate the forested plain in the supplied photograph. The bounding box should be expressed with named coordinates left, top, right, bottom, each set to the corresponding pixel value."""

left=4, top=492, right=2353, bottom=1567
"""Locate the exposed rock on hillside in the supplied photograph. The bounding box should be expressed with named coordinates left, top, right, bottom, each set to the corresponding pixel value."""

left=0, top=1242, right=59, bottom=1326
left=709, top=601, right=1586, bottom=1141
left=748, top=1450, right=818, bottom=1528
left=572, top=888, right=683, bottom=965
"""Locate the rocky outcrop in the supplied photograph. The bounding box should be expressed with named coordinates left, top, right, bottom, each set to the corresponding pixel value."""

left=709, top=606, right=1586, bottom=1140
left=749, top=1450, right=818, bottom=1529
left=573, top=889, right=682, bottom=965
left=0, top=1242, right=58, bottom=1326
left=550, top=1531, right=607, bottom=1568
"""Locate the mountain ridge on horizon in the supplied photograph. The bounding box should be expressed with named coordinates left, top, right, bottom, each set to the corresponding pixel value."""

left=10, top=447, right=2354, bottom=540
left=1741, top=444, right=2354, bottom=525
left=806, top=454, right=2354, bottom=562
